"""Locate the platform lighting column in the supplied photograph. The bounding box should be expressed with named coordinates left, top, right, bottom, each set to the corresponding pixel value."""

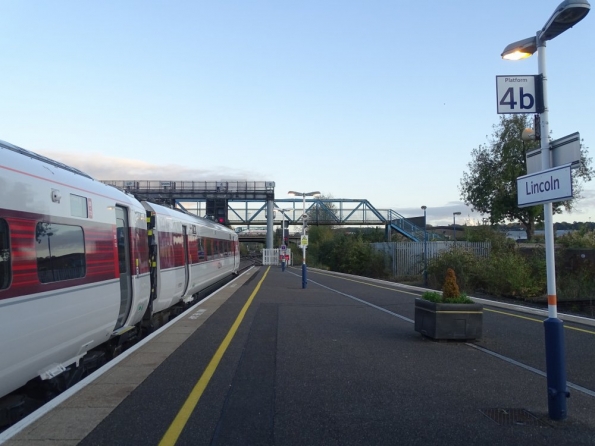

left=421, top=206, right=428, bottom=286
left=500, top=0, right=590, bottom=420
left=279, top=208, right=291, bottom=272
left=453, top=212, right=461, bottom=245
left=288, top=190, right=321, bottom=288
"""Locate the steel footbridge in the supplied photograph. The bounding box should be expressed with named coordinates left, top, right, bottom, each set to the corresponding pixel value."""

left=101, top=180, right=442, bottom=243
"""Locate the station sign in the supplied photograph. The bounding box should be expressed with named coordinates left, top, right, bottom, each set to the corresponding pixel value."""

left=526, top=132, right=581, bottom=175
left=300, top=235, right=309, bottom=247
left=496, top=75, right=543, bottom=114
left=517, top=164, right=573, bottom=208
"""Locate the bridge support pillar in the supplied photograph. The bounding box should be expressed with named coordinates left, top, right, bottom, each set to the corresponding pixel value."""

left=266, top=200, right=274, bottom=250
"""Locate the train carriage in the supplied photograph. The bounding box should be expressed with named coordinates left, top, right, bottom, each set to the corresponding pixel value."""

left=0, top=139, right=239, bottom=405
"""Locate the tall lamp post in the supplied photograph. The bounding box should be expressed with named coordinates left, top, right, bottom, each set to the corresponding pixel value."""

left=421, top=206, right=428, bottom=286
left=501, top=0, right=590, bottom=420
left=278, top=208, right=291, bottom=271
left=288, top=190, right=321, bottom=288
left=452, top=212, right=461, bottom=245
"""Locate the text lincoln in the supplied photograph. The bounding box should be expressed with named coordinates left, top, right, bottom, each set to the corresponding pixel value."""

left=526, top=176, right=560, bottom=194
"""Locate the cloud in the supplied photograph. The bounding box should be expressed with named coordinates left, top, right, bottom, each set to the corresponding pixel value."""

left=40, top=151, right=262, bottom=181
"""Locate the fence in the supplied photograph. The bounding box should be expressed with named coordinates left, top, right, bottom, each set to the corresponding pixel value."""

left=262, top=249, right=294, bottom=266
left=371, top=241, right=491, bottom=277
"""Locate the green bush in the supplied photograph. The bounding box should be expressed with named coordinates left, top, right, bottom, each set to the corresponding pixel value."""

left=556, top=229, right=595, bottom=249
left=426, top=244, right=546, bottom=299
left=557, top=268, right=595, bottom=300
left=464, top=225, right=515, bottom=254
left=313, top=233, right=388, bottom=279
left=426, top=247, right=478, bottom=292
left=476, top=251, right=544, bottom=298
left=421, top=291, right=474, bottom=304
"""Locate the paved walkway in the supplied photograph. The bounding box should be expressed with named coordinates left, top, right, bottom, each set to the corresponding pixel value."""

left=4, top=266, right=595, bottom=445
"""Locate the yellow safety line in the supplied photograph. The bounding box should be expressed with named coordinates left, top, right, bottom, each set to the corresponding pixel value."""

left=159, top=266, right=271, bottom=446
left=309, top=269, right=595, bottom=335
left=308, top=269, right=420, bottom=296
left=485, top=308, right=595, bottom=335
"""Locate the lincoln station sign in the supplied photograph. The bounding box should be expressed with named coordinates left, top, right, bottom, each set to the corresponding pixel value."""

left=517, top=164, right=573, bottom=208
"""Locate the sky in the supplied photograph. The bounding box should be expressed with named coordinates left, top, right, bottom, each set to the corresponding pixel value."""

left=2, top=0, right=594, bottom=227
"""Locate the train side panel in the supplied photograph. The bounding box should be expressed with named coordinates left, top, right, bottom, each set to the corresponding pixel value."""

left=0, top=145, right=123, bottom=398
left=143, top=202, right=238, bottom=314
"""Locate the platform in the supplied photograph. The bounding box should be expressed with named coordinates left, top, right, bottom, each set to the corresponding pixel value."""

left=3, top=266, right=595, bottom=445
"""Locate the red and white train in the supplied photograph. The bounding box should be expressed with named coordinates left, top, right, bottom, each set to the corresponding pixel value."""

left=0, top=139, right=239, bottom=405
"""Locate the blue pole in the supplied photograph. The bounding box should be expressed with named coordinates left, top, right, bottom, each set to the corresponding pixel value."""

left=544, top=318, right=568, bottom=419
left=423, top=208, right=427, bottom=287
left=302, top=263, right=307, bottom=288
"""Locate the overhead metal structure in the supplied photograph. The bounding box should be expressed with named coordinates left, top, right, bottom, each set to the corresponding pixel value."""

left=101, top=180, right=441, bottom=242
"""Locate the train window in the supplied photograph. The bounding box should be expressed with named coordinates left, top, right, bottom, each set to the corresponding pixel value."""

left=205, top=238, right=213, bottom=258
left=36, top=223, right=86, bottom=283
left=197, top=237, right=205, bottom=261
left=70, top=194, right=88, bottom=218
left=0, top=219, right=10, bottom=289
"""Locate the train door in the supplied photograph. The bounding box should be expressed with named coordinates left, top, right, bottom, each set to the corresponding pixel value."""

left=115, top=206, right=132, bottom=329
left=182, top=225, right=190, bottom=296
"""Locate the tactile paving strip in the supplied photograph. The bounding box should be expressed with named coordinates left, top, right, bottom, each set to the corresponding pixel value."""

left=480, top=408, right=550, bottom=427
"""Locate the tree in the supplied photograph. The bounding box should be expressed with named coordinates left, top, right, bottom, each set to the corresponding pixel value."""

left=459, top=115, right=593, bottom=240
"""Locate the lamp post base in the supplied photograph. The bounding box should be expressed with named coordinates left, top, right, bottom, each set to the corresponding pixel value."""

left=544, top=317, right=569, bottom=420
left=302, top=263, right=307, bottom=289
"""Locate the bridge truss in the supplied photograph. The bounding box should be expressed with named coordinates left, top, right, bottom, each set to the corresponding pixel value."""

left=179, top=198, right=438, bottom=242
left=101, top=180, right=441, bottom=242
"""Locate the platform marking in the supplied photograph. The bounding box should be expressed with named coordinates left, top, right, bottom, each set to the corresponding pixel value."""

left=298, top=272, right=595, bottom=399
left=305, top=268, right=595, bottom=333
left=467, top=343, right=595, bottom=398
left=306, top=268, right=421, bottom=296
left=159, top=266, right=271, bottom=446
left=484, top=308, right=595, bottom=335
left=188, top=309, right=206, bottom=320
left=294, top=274, right=413, bottom=323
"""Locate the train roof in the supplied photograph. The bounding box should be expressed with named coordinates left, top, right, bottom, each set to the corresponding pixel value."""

left=0, top=139, right=93, bottom=180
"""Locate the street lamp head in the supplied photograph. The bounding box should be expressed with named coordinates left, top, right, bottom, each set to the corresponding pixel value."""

left=288, top=190, right=321, bottom=197
left=540, top=0, right=590, bottom=41
left=501, top=36, right=537, bottom=60
left=522, top=128, right=536, bottom=141
left=453, top=211, right=462, bottom=216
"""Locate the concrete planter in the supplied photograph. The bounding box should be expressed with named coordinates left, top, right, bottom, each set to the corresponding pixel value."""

left=414, top=298, right=483, bottom=340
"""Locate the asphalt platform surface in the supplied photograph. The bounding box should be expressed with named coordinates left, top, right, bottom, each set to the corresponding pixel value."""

left=5, top=266, right=595, bottom=445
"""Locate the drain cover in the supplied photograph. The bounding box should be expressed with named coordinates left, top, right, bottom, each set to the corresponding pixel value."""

left=480, top=408, right=549, bottom=427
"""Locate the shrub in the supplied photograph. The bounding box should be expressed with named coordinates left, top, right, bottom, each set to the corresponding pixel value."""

left=421, top=268, right=474, bottom=304
left=442, top=268, right=460, bottom=299
left=556, top=229, right=595, bottom=249
left=426, top=247, right=478, bottom=292
left=464, top=226, right=515, bottom=254
left=474, top=250, right=545, bottom=298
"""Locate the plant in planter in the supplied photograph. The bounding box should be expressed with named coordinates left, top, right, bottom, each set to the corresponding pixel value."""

left=414, top=268, right=483, bottom=340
